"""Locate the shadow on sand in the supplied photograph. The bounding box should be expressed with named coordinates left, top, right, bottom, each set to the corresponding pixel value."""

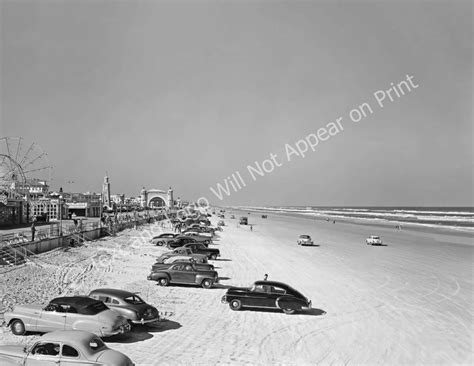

left=236, top=307, right=326, bottom=316
left=213, top=258, right=232, bottom=261
left=107, top=320, right=182, bottom=344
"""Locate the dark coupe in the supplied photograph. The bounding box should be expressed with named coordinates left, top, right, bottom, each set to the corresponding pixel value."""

left=221, top=281, right=312, bottom=314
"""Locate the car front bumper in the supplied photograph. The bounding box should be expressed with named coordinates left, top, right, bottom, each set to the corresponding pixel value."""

left=131, top=316, right=160, bottom=325
left=102, top=322, right=131, bottom=337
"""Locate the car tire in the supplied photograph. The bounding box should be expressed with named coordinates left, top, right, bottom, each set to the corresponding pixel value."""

left=10, top=319, right=26, bottom=335
left=282, top=308, right=296, bottom=315
left=157, top=241, right=164, bottom=246
left=158, top=278, right=169, bottom=286
left=201, top=279, right=213, bottom=289
left=229, top=299, right=242, bottom=311
left=210, top=254, right=217, bottom=260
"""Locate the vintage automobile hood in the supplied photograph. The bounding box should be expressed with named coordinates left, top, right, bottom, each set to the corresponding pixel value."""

left=0, top=345, right=26, bottom=359
left=95, top=349, right=134, bottom=366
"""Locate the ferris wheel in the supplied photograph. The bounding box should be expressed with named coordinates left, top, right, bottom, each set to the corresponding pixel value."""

left=0, top=137, right=53, bottom=196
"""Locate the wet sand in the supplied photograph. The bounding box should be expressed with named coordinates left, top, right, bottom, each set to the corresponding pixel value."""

left=0, top=214, right=472, bottom=365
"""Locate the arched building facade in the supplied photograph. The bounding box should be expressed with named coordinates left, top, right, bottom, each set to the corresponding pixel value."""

left=140, top=187, right=174, bottom=209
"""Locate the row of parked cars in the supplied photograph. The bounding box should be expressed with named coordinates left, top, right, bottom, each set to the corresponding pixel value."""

left=147, top=221, right=222, bottom=289
left=1, top=288, right=160, bottom=365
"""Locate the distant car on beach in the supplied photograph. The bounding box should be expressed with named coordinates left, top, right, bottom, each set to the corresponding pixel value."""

left=88, top=289, right=159, bottom=326
left=297, top=235, right=314, bottom=246
left=217, top=220, right=225, bottom=226
left=221, top=280, right=312, bottom=314
left=239, top=217, right=248, bottom=225
left=4, top=296, right=130, bottom=337
left=366, top=236, right=383, bottom=245
left=0, top=330, right=134, bottom=366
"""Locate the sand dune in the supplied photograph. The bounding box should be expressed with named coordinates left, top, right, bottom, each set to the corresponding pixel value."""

left=1, top=215, right=472, bottom=365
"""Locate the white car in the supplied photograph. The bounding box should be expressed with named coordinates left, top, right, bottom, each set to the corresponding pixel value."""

left=366, top=236, right=383, bottom=245
left=297, top=235, right=314, bottom=246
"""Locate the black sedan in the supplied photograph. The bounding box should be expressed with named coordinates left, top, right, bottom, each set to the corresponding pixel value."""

left=221, top=281, right=311, bottom=314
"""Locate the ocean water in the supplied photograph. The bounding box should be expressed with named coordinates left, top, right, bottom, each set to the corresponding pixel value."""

left=235, top=206, right=474, bottom=232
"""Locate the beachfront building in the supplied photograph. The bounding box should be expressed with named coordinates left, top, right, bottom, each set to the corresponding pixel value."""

left=0, top=189, right=28, bottom=227
left=61, top=192, right=101, bottom=217
left=29, top=197, right=68, bottom=222
left=140, top=187, right=175, bottom=209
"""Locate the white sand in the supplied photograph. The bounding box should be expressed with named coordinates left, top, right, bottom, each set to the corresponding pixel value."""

left=1, top=214, right=472, bottom=365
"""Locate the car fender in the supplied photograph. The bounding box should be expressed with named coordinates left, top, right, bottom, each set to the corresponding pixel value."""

left=5, top=313, right=37, bottom=331
left=70, top=318, right=102, bottom=334
left=109, top=307, right=136, bottom=321
left=195, top=274, right=212, bottom=284
left=275, top=296, right=303, bottom=310
left=148, top=272, right=171, bottom=281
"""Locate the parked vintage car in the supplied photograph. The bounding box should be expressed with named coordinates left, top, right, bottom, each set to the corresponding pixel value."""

left=221, top=280, right=312, bottom=314
left=147, top=262, right=219, bottom=288
left=182, top=242, right=220, bottom=260
left=0, top=330, right=134, bottom=366
left=156, top=248, right=208, bottom=264
left=150, top=233, right=177, bottom=246
left=297, top=234, right=314, bottom=246
left=182, top=228, right=213, bottom=238
left=151, top=261, right=214, bottom=272
left=4, top=297, right=131, bottom=337
left=175, top=233, right=210, bottom=245
left=88, top=289, right=159, bottom=325
left=366, top=235, right=383, bottom=245
left=167, top=236, right=199, bottom=249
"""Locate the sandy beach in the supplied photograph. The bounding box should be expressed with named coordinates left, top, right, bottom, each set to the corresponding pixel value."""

left=0, top=214, right=472, bottom=365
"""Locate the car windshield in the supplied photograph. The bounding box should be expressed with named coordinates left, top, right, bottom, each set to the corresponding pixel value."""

left=300, top=235, right=310, bottom=239
left=124, top=295, right=145, bottom=305
left=81, top=301, right=108, bottom=315
left=89, top=338, right=106, bottom=352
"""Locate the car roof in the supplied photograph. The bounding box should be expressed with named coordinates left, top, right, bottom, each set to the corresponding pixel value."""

left=51, top=296, right=102, bottom=308
left=88, top=288, right=137, bottom=298
left=40, top=330, right=99, bottom=343
left=253, top=281, right=306, bottom=299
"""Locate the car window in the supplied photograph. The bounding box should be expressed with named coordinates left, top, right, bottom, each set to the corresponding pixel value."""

left=270, top=286, right=286, bottom=295
left=96, top=296, right=110, bottom=303
left=62, top=344, right=79, bottom=357
left=185, top=265, right=193, bottom=271
left=32, top=342, right=60, bottom=356
left=44, top=303, right=60, bottom=312
left=124, top=295, right=144, bottom=305
left=111, top=298, right=120, bottom=305
left=170, top=264, right=179, bottom=270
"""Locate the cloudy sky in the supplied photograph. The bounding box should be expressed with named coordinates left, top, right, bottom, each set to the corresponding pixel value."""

left=1, top=0, right=472, bottom=206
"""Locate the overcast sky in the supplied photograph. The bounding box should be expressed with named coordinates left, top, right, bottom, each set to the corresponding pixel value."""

left=1, top=0, right=472, bottom=206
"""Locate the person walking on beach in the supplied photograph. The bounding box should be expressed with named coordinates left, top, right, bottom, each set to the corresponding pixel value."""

left=31, top=221, right=36, bottom=242
left=250, top=224, right=253, bottom=231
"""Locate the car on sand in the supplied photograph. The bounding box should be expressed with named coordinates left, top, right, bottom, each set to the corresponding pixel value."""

left=147, top=262, right=219, bottom=289
left=366, top=235, right=383, bottom=245
left=88, top=289, right=159, bottom=325
left=150, top=233, right=177, bottom=246
left=182, top=242, right=220, bottom=260
left=4, top=297, right=131, bottom=337
left=0, top=330, right=134, bottom=366
left=297, top=234, right=314, bottom=246
left=151, top=261, right=215, bottom=272
left=156, top=248, right=208, bottom=264
left=221, top=280, right=312, bottom=314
